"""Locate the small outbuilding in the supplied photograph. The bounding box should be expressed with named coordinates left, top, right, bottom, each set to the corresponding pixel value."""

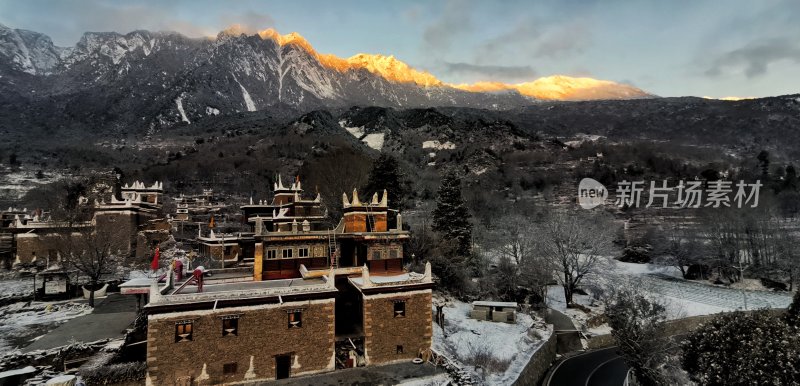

left=470, top=301, right=517, bottom=323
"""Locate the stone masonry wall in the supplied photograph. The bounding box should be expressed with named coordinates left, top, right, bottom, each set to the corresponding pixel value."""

left=146, top=299, right=335, bottom=385
left=362, top=289, right=432, bottom=365
left=512, top=329, right=557, bottom=386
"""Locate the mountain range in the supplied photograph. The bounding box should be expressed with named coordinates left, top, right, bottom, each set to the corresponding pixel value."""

left=0, top=24, right=652, bottom=132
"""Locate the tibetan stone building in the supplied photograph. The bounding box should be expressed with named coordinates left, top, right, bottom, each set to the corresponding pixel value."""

left=143, top=178, right=432, bottom=384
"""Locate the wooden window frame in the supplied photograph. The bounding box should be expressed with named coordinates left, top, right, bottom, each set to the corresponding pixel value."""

left=221, top=315, right=239, bottom=337
left=175, top=320, right=194, bottom=343
left=287, top=310, right=303, bottom=329
left=393, top=301, right=406, bottom=318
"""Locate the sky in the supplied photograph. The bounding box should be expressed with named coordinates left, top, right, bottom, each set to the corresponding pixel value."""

left=1, top=0, right=798, bottom=98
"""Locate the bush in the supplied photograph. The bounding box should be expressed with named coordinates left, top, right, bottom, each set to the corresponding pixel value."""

left=81, top=362, right=146, bottom=385
left=462, top=343, right=511, bottom=373
left=682, top=310, right=800, bottom=385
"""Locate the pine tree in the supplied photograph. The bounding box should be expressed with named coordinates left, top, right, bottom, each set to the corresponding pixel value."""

left=364, top=154, right=407, bottom=209
left=432, top=170, right=473, bottom=257
left=786, top=290, right=800, bottom=327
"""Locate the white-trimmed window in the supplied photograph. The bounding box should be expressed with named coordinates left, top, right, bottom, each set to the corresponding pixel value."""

left=298, top=247, right=309, bottom=258
left=266, top=249, right=278, bottom=259
left=221, top=315, right=239, bottom=337
left=282, top=248, right=293, bottom=259
left=393, top=301, right=406, bottom=318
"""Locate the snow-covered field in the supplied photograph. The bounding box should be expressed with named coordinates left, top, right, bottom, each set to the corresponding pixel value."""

left=548, top=259, right=795, bottom=335
left=0, top=279, right=91, bottom=352
left=432, top=297, right=552, bottom=385
left=0, top=167, right=67, bottom=201
left=0, top=278, right=34, bottom=299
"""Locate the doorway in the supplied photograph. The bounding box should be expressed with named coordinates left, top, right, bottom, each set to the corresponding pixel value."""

left=275, top=355, right=291, bottom=380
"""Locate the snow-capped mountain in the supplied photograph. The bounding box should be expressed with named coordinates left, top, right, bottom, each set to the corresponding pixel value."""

left=0, top=24, right=652, bottom=132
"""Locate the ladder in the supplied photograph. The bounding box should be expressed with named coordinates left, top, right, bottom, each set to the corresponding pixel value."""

left=328, top=229, right=338, bottom=268
left=365, top=203, right=376, bottom=232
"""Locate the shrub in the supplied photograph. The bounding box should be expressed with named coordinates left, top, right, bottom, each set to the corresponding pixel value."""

left=81, top=362, right=146, bottom=385
left=682, top=310, right=800, bottom=385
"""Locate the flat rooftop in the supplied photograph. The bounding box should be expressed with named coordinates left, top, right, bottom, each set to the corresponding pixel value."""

left=189, top=277, right=326, bottom=294
left=146, top=275, right=337, bottom=310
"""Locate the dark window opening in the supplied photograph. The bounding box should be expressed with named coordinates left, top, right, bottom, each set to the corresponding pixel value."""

left=223, top=363, right=237, bottom=375
left=222, top=317, right=238, bottom=336
left=288, top=311, right=302, bottom=328
left=396, top=345, right=404, bottom=354
left=175, top=322, right=193, bottom=342
left=394, top=301, right=406, bottom=318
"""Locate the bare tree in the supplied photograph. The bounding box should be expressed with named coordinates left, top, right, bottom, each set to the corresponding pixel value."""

left=653, top=222, right=702, bottom=279
left=497, top=215, right=537, bottom=266
left=56, top=224, right=126, bottom=307
left=534, top=209, right=616, bottom=305
left=490, top=214, right=553, bottom=305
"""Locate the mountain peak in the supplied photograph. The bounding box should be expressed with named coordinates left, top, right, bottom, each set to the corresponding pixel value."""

left=451, top=75, right=651, bottom=100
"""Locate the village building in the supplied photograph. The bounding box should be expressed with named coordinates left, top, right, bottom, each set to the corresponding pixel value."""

left=196, top=230, right=255, bottom=267
left=5, top=181, right=166, bottom=266
left=142, top=177, right=433, bottom=384
left=173, top=189, right=222, bottom=222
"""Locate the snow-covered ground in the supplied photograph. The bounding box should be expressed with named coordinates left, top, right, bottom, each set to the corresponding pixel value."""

left=548, top=259, right=795, bottom=335
left=0, top=167, right=67, bottom=201
left=0, top=299, right=92, bottom=351
left=432, top=296, right=552, bottom=385
left=0, top=278, right=34, bottom=300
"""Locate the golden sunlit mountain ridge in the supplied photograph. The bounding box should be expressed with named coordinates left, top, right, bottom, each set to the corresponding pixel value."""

left=230, top=27, right=652, bottom=101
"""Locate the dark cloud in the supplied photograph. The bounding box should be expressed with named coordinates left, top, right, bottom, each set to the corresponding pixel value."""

left=705, top=38, right=800, bottom=78
left=443, top=62, right=537, bottom=81
left=423, top=0, right=472, bottom=53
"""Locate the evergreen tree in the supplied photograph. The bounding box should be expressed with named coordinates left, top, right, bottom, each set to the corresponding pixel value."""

left=683, top=310, right=800, bottom=385
left=364, top=154, right=407, bottom=209
left=432, top=170, right=473, bottom=257
left=786, top=290, right=800, bottom=327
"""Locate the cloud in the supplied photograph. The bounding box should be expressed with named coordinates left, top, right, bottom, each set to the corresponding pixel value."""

left=443, top=62, right=537, bottom=82
left=474, top=18, right=589, bottom=64
left=219, top=11, right=275, bottom=35
left=705, top=38, right=800, bottom=78
left=423, top=0, right=472, bottom=53
left=533, top=22, right=590, bottom=58
left=476, top=22, right=539, bottom=63
left=0, top=0, right=274, bottom=45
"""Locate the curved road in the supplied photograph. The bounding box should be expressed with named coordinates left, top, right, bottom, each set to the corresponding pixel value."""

left=546, top=347, right=628, bottom=386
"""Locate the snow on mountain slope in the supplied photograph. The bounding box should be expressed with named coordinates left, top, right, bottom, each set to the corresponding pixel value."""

left=0, top=25, right=653, bottom=131
left=0, top=24, right=62, bottom=75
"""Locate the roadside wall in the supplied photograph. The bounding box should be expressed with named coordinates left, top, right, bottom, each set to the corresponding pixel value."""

left=511, top=330, right=557, bottom=386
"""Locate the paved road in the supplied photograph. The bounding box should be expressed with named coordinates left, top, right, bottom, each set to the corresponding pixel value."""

left=546, top=347, right=627, bottom=386
left=24, top=294, right=137, bottom=352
